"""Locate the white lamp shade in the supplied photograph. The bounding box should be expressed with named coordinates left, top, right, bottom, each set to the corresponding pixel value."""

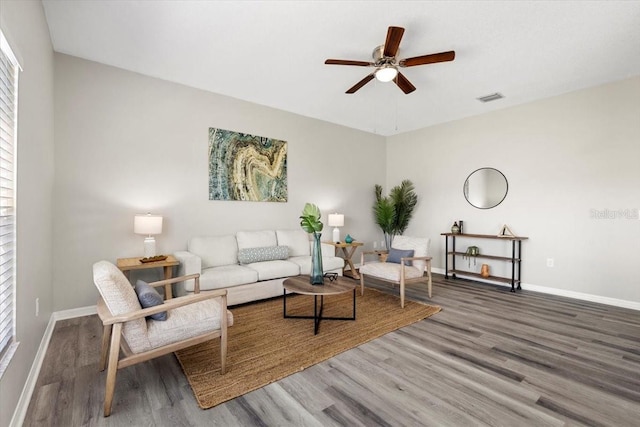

left=328, top=214, right=344, bottom=227
left=134, top=214, right=163, bottom=235
left=375, top=66, right=398, bottom=82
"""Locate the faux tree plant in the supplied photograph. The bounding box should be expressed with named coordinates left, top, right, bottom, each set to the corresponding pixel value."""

left=299, top=203, right=324, bottom=284
left=373, top=180, right=418, bottom=250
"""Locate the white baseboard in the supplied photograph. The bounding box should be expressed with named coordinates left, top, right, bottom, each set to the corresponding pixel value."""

left=431, top=267, right=640, bottom=311
left=10, top=305, right=97, bottom=427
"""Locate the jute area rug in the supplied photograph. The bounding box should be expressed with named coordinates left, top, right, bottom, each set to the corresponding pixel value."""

left=175, top=287, right=441, bottom=409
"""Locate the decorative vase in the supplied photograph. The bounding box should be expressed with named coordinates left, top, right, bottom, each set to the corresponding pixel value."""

left=451, top=221, right=460, bottom=234
left=310, top=233, right=324, bottom=285
left=345, top=234, right=353, bottom=244
left=481, top=264, right=490, bottom=278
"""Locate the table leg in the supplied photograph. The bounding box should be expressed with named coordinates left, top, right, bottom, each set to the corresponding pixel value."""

left=164, top=266, right=173, bottom=299
left=341, top=246, right=361, bottom=279
left=283, top=289, right=287, bottom=317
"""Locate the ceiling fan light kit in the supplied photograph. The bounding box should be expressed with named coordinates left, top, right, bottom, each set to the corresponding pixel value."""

left=325, top=26, right=455, bottom=94
left=375, top=65, right=398, bottom=82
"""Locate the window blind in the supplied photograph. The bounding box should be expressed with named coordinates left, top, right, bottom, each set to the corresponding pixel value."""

left=0, top=30, right=18, bottom=367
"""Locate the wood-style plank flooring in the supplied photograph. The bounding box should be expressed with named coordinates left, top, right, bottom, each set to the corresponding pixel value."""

left=23, top=275, right=640, bottom=426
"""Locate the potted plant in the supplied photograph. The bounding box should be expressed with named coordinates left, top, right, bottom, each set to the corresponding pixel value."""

left=300, top=203, right=324, bottom=284
left=373, top=180, right=418, bottom=252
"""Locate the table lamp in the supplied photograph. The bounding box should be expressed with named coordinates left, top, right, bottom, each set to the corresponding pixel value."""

left=328, top=213, right=344, bottom=243
left=134, top=213, right=163, bottom=257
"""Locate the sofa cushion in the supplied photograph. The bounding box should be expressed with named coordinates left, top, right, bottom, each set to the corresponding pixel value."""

left=134, top=280, right=167, bottom=321
left=391, top=236, right=430, bottom=271
left=245, top=260, right=300, bottom=281
left=190, top=265, right=260, bottom=292
left=276, top=229, right=311, bottom=257
left=289, top=255, right=345, bottom=276
left=387, top=248, right=414, bottom=266
left=236, top=230, right=277, bottom=250
left=238, top=246, right=289, bottom=264
left=189, top=235, right=238, bottom=269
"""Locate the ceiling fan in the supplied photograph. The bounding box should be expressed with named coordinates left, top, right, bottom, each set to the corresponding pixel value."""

left=324, top=26, right=455, bottom=94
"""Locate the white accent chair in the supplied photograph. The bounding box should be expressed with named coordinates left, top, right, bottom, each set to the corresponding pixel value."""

left=92, top=261, right=233, bottom=416
left=358, top=236, right=432, bottom=308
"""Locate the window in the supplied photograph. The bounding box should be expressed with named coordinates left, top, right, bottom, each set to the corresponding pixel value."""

left=0, top=29, right=19, bottom=375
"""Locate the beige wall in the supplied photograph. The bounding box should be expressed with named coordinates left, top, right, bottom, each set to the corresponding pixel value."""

left=0, top=1, right=55, bottom=425
left=53, top=53, right=386, bottom=311
left=387, top=76, right=640, bottom=304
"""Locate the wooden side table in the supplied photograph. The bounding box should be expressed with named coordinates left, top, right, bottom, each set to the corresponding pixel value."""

left=324, top=241, right=364, bottom=279
left=116, top=255, right=179, bottom=299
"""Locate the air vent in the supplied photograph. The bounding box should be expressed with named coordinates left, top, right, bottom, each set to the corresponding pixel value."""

left=477, top=93, right=504, bottom=103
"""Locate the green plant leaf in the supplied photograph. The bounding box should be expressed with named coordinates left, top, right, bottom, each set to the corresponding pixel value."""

left=299, top=203, right=323, bottom=234
left=372, top=180, right=418, bottom=246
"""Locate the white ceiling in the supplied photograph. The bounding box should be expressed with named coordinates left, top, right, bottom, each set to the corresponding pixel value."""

left=41, top=0, right=640, bottom=136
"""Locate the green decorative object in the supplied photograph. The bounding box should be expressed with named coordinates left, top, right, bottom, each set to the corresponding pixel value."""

left=451, top=221, right=460, bottom=234
left=373, top=180, right=418, bottom=250
left=345, top=234, right=354, bottom=244
left=463, top=246, right=480, bottom=267
left=300, top=203, right=324, bottom=285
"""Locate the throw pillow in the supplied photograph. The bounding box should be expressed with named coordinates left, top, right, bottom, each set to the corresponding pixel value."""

left=134, top=280, right=167, bottom=321
left=387, top=248, right=415, bottom=265
left=238, top=246, right=289, bottom=264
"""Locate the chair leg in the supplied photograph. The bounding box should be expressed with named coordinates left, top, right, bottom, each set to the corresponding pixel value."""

left=220, top=332, right=227, bottom=375
left=359, top=274, right=365, bottom=296
left=400, top=265, right=406, bottom=308
left=104, top=323, right=122, bottom=417
left=99, top=324, right=112, bottom=372
left=426, top=259, right=433, bottom=298
left=220, top=296, right=228, bottom=375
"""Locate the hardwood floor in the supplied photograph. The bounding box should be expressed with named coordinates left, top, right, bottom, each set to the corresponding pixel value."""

left=23, top=275, right=640, bottom=426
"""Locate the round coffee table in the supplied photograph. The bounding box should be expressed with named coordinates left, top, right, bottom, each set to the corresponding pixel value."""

left=283, top=275, right=356, bottom=335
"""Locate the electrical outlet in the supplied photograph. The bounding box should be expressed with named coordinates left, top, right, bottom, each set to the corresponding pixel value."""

left=547, top=258, right=554, bottom=268
left=380, top=240, right=385, bottom=248
left=373, top=241, right=378, bottom=249
left=36, top=297, right=39, bottom=317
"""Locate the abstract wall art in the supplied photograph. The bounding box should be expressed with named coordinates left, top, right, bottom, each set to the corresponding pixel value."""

left=208, top=128, right=288, bottom=202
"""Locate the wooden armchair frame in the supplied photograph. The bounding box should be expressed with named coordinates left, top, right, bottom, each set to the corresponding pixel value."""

left=96, top=273, right=228, bottom=416
left=359, top=250, right=432, bottom=308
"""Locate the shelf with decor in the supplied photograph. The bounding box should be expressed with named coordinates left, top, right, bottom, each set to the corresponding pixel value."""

left=441, top=233, right=528, bottom=292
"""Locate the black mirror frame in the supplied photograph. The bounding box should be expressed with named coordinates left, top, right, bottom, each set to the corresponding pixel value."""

left=463, top=167, right=509, bottom=209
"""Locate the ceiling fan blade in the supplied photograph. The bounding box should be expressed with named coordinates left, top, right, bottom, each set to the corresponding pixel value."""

left=325, top=59, right=374, bottom=66
left=383, top=26, right=405, bottom=57
left=400, top=51, right=455, bottom=67
left=346, top=74, right=375, bottom=94
left=394, top=72, right=416, bottom=94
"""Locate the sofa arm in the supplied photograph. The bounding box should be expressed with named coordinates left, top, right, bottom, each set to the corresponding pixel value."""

left=321, top=242, right=338, bottom=257
left=173, top=251, right=202, bottom=296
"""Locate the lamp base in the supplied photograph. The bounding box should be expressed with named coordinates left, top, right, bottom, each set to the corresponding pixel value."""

left=143, top=236, right=156, bottom=258
left=332, top=227, right=341, bottom=243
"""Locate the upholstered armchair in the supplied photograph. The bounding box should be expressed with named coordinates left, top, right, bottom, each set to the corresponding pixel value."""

left=358, top=236, right=432, bottom=308
left=93, top=261, right=233, bottom=416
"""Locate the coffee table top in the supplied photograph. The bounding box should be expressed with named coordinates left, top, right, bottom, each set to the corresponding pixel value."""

left=283, top=275, right=355, bottom=296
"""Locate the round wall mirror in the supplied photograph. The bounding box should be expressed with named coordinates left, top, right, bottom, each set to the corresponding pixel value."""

left=463, top=167, right=508, bottom=209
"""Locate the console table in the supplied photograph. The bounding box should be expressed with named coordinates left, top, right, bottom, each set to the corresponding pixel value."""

left=441, top=233, right=528, bottom=292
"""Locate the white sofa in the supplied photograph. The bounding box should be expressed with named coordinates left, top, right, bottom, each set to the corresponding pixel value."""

left=173, top=229, right=344, bottom=305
